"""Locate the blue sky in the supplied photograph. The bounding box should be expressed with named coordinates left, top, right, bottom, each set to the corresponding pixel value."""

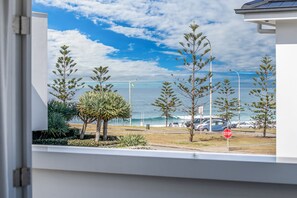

left=33, top=0, right=275, bottom=82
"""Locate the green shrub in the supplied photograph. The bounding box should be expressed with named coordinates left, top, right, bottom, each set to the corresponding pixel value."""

left=32, top=128, right=79, bottom=140
left=118, top=134, right=147, bottom=147
left=68, top=128, right=80, bottom=137
left=67, top=139, right=118, bottom=147
left=48, top=112, right=69, bottom=137
left=32, top=137, right=75, bottom=145
left=48, top=100, right=78, bottom=121
left=67, top=139, right=101, bottom=147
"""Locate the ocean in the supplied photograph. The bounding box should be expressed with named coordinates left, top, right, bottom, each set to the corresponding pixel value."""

left=64, top=72, right=275, bottom=126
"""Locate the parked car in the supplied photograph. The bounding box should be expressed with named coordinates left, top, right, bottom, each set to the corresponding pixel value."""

left=169, top=122, right=179, bottom=127
left=237, top=121, right=255, bottom=128
left=185, top=118, right=204, bottom=128
left=185, top=117, right=221, bottom=128
left=196, top=119, right=230, bottom=132
left=230, top=121, right=238, bottom=129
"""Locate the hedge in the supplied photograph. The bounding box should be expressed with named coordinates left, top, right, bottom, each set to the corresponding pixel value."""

left=32, top=137, right=75, bottom=145
left=68, top=139, right=118, bottom=147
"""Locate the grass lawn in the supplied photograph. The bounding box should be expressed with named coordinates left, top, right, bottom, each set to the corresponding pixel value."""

left=70, top=124, right=276, bottom=155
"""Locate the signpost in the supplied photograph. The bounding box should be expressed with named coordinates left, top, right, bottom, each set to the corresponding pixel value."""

left=223, top=128, right=232, bottom=151
left=198, top=106, right=203, bottom=133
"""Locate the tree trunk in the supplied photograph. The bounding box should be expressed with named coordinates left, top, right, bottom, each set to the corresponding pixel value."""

left=189, top=132, right=194, bottom=142
left=263, top=116, right=267, bottom=138
left=80, top=122, right=87, bottom=140
left=95, top=118, right=102, bottom=142
left=165, top=116, right=168, bottom=127
left=103, top=120, right=108, bottom=141
left=190, top=97, right=195, bottom=142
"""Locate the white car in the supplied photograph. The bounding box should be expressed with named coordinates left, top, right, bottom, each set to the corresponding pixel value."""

left=237, top=121, right=255, bottom=128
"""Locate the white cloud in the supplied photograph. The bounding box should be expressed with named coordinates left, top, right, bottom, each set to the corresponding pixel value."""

left=127, top=43, right=135, bottom=51
left=37, top=0, right=276, bottom=71
left=48, top=29, right=172, bottom=81
left=160, top=51, right=180, bottom=56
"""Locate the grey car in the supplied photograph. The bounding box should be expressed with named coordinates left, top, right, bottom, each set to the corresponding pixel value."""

left=196, top=119, right=230, bottom=132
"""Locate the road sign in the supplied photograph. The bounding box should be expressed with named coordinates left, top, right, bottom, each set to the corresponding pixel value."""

left=223, top=128, right=232, bottom=139
left=198, top=106, right=203, bottom=115
left=223, top=128, right=232, bottom=152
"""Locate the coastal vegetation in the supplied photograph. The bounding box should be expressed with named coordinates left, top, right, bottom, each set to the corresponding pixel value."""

left=48, top=45, right=85, bottom=103
left=87, top=66, right=117, bottom=141
left=248, top=56, right=276, bottom=137
left=214, top=79, right=239, bottom=123
left=77, top=91, right=131, bottom=142
left=174, top=23, right=220, bottom=142
left=152, top=81, right=181, bottom=127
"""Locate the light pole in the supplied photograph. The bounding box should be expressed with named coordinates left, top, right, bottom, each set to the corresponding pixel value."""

left=128, top=80, right=136, bottom=126
left=230, top=69, right=241, bottom=126
left=206, top=38, right=213, bottom=132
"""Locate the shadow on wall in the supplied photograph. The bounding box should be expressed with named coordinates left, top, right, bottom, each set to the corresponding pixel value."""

left=32, top=85, right=48, bottom=131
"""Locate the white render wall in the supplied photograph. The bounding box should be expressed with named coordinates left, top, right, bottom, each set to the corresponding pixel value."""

left=32, top=13, right=48, bottom=131
left=275, top=20, right=297, bottom=161
left=32, top=170, right=297, bottom=198
left=32, top=146, right=297, bottom=198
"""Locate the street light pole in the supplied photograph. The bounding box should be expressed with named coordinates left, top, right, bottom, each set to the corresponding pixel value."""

left=230, top=69, right=241, bottom=126
left=206, top=38, right=213, bottom=132
left=128, top=80, right=136, bottom=126
left=129, top=81, right=132, bottom=126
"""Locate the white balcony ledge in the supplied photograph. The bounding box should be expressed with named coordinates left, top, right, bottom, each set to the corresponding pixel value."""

left=32, top=145, right=297, bottom=185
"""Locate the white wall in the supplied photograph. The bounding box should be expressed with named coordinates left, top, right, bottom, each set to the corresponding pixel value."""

left=32, top=13, right=48, bottom=131
left=32, top=146, right=297, bottom=198
left=275, top=20, right=297, bottom=161
left=32, top=170, right=297, bottom=198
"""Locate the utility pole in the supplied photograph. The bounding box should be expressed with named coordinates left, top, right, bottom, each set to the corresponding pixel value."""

left=206, top=38, right=213, bottom=132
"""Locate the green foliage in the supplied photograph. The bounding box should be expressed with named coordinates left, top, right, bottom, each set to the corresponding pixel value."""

left=174, top=22, right=220, bottom=142
left=101, top=92, right=131, bottom=121
left=48, top=100, right=78, bottom=121
left=214, top=79, right=239, bottom=122
left=32, top=128, right=79, bottom=139
left=48, top=112, right=69, bottom=137
left=248, top=56, right=276, bottom=137
left=77, top=91, right=131, bottom=141
left=47, top=100, right=78, bottom=138
left=32, top=137, right=118, bottom=147
left=48, top=45, right=85, bottom=103
left=88, top=66, right=117, bottom=140
left=118, top=134, right=147, bottom=147
left=67, top=139, right=118, bottom=147
left=32, top=137, right=74, bottom=145
left=88, top=66, right=115, bottom=93
left=152, top=81, right=181, bottom=127
left=77, top=92, right=97, bottom=139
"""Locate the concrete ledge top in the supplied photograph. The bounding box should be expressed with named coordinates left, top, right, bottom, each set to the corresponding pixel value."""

left=32, top=145, right=297, bottom=185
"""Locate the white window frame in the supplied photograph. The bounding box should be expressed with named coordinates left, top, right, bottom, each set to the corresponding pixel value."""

left=28, top=1, right=297, bottom=189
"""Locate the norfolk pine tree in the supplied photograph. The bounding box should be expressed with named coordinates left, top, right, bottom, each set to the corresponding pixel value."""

left=48, top=45, right=85, bottom=103
left=88, top=66, right=114, bottom=92
left=214, top=79, right=238, bottom=123
left=152, top=82, right=181, bottom=127
left=175, top=23, right=219, bottom=142
left=248, top=56, right=276, bottom=137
